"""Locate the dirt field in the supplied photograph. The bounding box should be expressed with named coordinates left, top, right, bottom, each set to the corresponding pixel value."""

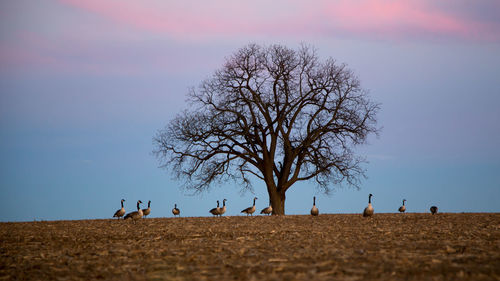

left=1, top=213, right=499, bottom=280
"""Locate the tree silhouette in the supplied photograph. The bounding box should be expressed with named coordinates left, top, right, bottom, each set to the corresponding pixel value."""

left=154, top=44, right=380, bottom=215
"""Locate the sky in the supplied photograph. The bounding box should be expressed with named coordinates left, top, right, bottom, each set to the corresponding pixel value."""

left=1, top=0, right=499, bottom=221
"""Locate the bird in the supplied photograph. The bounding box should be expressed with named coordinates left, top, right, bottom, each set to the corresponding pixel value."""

left=218, top=199, right=227, bottom=216
left=142, top=200, right=151, bottom=218
left=124, top=200, right=143, bottom=221
left=398, top=199, right=407, bottom=213
left=209, top=200, right=220, bottom=216
left=260, top=204, right=272, bottom=215
left=430, top=206, right=438, bottom=215
left=172, top=203, right=180, bottom=217
left=241, top=197, right=257, bottom=216
left=310, top=196, right=319, bottom=216
left=363, top=194, right=374, bottom=217
left=113, top=199, right=126, bottom=219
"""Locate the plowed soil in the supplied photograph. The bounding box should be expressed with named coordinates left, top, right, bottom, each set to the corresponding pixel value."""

left=1, top=213, right=500, bottom=280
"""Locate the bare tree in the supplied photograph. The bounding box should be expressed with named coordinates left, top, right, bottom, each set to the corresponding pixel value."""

left=154, top=44, right=380, bottom=215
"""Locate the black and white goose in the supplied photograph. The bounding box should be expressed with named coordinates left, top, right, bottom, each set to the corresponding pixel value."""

left=260, top=204, right=272, bottom=215
left=209, top=200, right=220, bottom=216
left=172, top=204, right=180, bottom=217
left=142, top=200, right=151, bottom=218
left=241, top=197, right=257, bottom=216
left=218, top=199, right=227, bottom=216
left=124, top=200, right=143, bottom=221
left=310, top=196, right=319, bottom=216
left=113, top=199, right=126, bottom=219
left=363, top=194, right=374, bottom=217
left=398, top=199, right=406, bottom=213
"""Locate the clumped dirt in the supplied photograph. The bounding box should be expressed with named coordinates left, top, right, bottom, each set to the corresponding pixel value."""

left=1, top=213, right=500, bottom=280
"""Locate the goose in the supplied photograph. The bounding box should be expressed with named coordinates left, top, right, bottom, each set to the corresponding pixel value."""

left=142, top=200, right=151, bottom=218
left=124, top=200, right=143, bottom=221
left=398, top=199, right=406, bottom=213
left=310, top=196, right=319, bottom=216
left=218, top=199, right=227, bottom=216
left=260, top=205, right=272, bottom=215
left=172, top=204, right=180, bottom=217
left=430, top=206, right=438, bottom=215
left=113, top=199, right=126, bottom=219
left=241, top=197, right=257, bottom=216
left=363, top=194, right=374, bottom=217
left=209, top=200, right=220, bottom=216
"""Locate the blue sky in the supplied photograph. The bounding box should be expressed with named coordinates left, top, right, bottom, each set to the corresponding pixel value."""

left=1, top=0, right=499, bottom=221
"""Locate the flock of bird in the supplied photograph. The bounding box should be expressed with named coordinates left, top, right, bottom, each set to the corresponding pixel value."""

left=113, top=194, right=439, bottom=220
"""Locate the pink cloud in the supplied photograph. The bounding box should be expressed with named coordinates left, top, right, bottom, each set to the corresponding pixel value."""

left=0, top=32, right=65, bottom=73
left=0, top=30, right=226, bottom=77
left=322, top=1, right=479, bottom=40
left=57, top=0, right=499, bottom=42
left=1, top=31, right=147, bottom=76
left=3, top=0, right=498, bottom=76
left=57, top=0, right=275, bottom=38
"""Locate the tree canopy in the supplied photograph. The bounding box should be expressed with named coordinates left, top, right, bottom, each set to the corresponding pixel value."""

left=154, top=44, right=380, bottom=214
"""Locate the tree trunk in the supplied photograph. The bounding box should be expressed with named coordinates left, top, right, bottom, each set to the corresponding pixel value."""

left=269, top=188, right=286, bottom=215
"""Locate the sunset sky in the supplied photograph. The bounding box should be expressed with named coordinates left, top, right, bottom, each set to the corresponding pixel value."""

left=1, top=0, right=499, bottom=221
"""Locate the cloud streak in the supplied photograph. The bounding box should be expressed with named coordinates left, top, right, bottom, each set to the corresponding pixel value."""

left=2, top=0, right=498, bottom=76
left=58, top=0, right=500, bottom=42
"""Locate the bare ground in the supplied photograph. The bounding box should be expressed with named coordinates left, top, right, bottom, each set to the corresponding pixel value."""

left=1, top=213, right=500, bottom=280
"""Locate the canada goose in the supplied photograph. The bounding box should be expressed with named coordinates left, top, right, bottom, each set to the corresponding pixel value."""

left=260, top=205, right=272, bottom=215
left=241, top=197, right=257, bottom=216
left=310, top=196, right=319, bottom=216
left=124, top=200, right=143, bottom=221
left=142, top=200, right=151, bottom=218
left=363, top=194, right=374, bottom=217
left=209, top=200, right=220, bottom=216
left=219, top=199, right=227, bottom=216
left=398, top=199, right=406, bottom=213
left=172, top=204, right=180, bottom=217
left=430, top=206, right=438, bottom=215
left=113, top=199, right=126, bottom=219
